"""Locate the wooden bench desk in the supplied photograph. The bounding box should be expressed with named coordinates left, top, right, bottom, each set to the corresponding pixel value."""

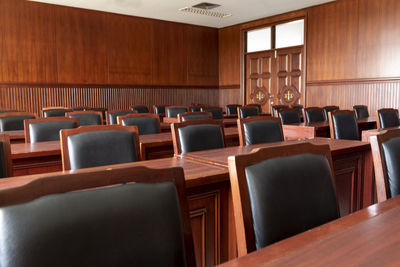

left=219, top=195, right=400, bottom=267
left=182, top=137, right=374, bottom=216
left=283, top=117, right=377, bottom=140
left=0, top=157, right=230, bottom=267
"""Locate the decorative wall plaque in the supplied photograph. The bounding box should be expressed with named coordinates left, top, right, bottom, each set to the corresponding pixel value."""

left=277, top=85, right=300, bottom=105
left=249, top=87, right=270, bottom=105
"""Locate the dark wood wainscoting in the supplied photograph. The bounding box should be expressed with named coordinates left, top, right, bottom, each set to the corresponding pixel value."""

left=0, top=84, right=220, bottom=115
left=306, top=79, right=400, bottom=114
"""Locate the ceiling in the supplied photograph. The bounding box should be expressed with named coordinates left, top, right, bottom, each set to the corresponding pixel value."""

left=30, top=0, right=334, bottom=28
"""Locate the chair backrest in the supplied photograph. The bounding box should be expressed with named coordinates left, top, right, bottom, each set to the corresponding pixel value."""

left=247, top=104, right=262, bottom=113
left=201, top=107, right=224, bottom=120
left=304, top=107, right=325, bottom=123
left=60, top=125, right=140, bottom=170
left=66, top=111, right=103, bottom=126
left=106, top=110, right=136, bottom=125
left=291, top=104, right=304, bottom=120
left=189, top=105, right=205, bottom=112
left=376, top=108, right=400, bottom=129
left=328, top=110, right=359, bottom=140
left=117, top=113, right=160, bottom=135
left=353, top=105, right=369, bottom=119
left=177, top=112, right=212, bottom=122
left=370, top=128, right=400, bottom=202
left=42, top=107, right=70, bottom=118
left=228, top=143, right=339, bottom=256
left=226, top=104, right=242, bottom=116
left=91, top=108, right=107, bottom=120
left=71, top=107, right=88, bottom=111
left=0, top=134, right=12, bottom=178
left=278, top=108, right=301, bottom=124
left=166, top=106, right=188, bottom=118
left=24, top=117, right=79, bottom=143
left=238, top=116, right=284, bottom=146
left=171, top=119, right=225, bottom=155
left=272, top=105, right=289, bottom=117
left=131, top=105, right=150, bottom=113
left=238, top=106, right=259, bottom=119
left=323, top=105, right=339, bottom=121
left=153, top=105, right=166, bottom=115
left=0, top=166, right=196, bottom=267
left=0, top=112, right=37, bottom=132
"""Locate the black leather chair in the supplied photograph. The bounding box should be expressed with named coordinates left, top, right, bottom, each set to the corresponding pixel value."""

left=228, top=143, right=339, bottom=256
left=328, top=110, right=360, bottom=140
left=353, top=105, right=369, bottom=119
left=71, top=107, right=88, bottom=111
left=377, top=108, right=400, bottom=129
left=323, top=106, right=339, bottom=121
left=24, top=118, right=79, bottom=143
left=226, top=104, right=242, bottom=116
left=178, top=112, right=212, bottom=122
left=238, top=106, right=259, bottom=119
left=0, top=165, right=196, bottom=267
left=189, top=105, right=205, bottom=112
left=106, top=110, right=136, bottom=125
left=238, top=116, right=284, bottom=146
left=118, top=114, right=160, bottom=135
left=131, top=105, right=150, bottom=113
left=0, top=134, right=12, bottom=178
left=291, top=104, right=304, bottom=121
left=166, top=106, right=188, bottom=118
left=304, top=107, right=325, bottom=123
left=278, top=109, right=301, bottom=124
left=171, top=119, right=225, bottom=155
left=201, top=107, right=224, bottom=120
left=42, top=107, right=69, bottom=118
left=272, top=105, right=289, bottom=117
left=60, top=125, right=140, bottom=170
left=91, top=108, right=107, bottom=121
left=0, top=112, right=36, bottom=132
left=153, top=105, right=166, bottom=115
left=247, top=104, right=262, bottom=113
left=370, top=128, right=400, bottom=202
left=66, top=111, right=103, bottom=126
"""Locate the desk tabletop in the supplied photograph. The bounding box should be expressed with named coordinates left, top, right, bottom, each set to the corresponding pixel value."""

left=287, top=116, right=376, bottom=129
left=219, top=195, right=400, bottom=266
left=182, top=137, right=371, bottom=167
left=0, top=157, right=228, bottom=190
left=2, top=130, right=25, bottom=139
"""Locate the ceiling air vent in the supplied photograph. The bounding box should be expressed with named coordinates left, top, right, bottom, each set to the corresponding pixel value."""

left=179, top=2, right=232, bottom=18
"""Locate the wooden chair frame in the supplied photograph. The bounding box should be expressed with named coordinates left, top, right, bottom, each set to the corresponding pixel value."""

left=237, top=105, right=260, bottom=119
left=60, top=125, right=140, bottom=170
left=323, top=105, right=339, bottom=121
left=227, top=142, right=337, bottom=256
left=177, top=112, right=212, bottom=122
left=117, top=113, right=161, bottom=133
left=0, top=165, right=196, bottom=267
left=165, top=106, right=189, bottom=118
left=376, top=108, right=399, bottom=129
left=0, top=133, right=13, bottom=177
left=237, top=116, right=283, bottom=146
left=41, top=107, right=71, bottom=117
left=226, top=104, right=242, bottom=116
left=171, top=119, right=225, bottom=155
left=271, top=105, right=289, bottom=117
left=105, top=110, right=137, bottom=125
left=328, top=110, right=359, bottom=139
left=24, top=117, right=79, bottom=143
left=370, top=128, right=400, bottom=202
left=66, top=110, right=104, bottom=124
left=304, top=107, right=325, bottom=123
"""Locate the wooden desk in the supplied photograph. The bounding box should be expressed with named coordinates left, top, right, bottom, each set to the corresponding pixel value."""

left=182, top=137, right=374, bottom=216
left=11, top=128, right=240, bottom=175
left=362, top=126, right=400, bottom=142
left=283, top=117, right=377, bottom=140
left=3, top=130, right=25, bottom=143
left=219, top=195, right=400, bottom=267
left=0, top=157, right=230, bottom=267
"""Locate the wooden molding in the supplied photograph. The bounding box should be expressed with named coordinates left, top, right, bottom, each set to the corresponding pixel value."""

left=307, top=77, right=400, bottom=86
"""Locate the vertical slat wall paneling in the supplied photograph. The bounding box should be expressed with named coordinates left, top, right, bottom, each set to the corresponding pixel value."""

left=306, top=81, right=400, bottom=115
left=0, top=85, right=220, bottom=115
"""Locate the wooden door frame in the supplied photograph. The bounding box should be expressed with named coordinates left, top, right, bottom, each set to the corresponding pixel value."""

left=239, top=12, right=307, bottom=107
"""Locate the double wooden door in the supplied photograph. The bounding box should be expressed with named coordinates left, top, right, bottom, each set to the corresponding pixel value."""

left=245, top=45, right=304, bottom=113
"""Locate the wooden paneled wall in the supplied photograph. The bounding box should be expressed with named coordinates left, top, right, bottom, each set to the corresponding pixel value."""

left=218, top=0, right=400, bottom=111
left=0, top=0, right=219, bottom=112
left=0, top=85, right=219, bottom=116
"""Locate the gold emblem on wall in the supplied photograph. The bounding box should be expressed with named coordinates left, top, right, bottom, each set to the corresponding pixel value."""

left=277, top=86, right=300, bottom=105
left=249, top=87, right=270, bottom=105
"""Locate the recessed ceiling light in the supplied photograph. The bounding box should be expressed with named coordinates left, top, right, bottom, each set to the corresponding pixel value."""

left=179, top=6, right=232, bottom=19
